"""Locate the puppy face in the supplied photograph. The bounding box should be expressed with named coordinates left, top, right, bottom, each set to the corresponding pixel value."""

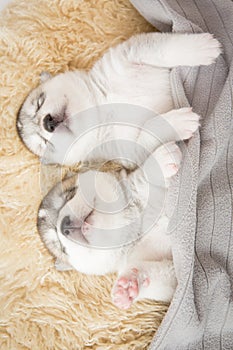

left=38, top=168, right=143, bottom=262
left=16, top=71, right=93, bottom=160
left=38, top=169, right=142, bottom=274
left=56, top=170, right=141, bottom=249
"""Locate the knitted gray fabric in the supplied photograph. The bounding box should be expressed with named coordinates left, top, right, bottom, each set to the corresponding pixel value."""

left=130, top=1, right=233, bottom=349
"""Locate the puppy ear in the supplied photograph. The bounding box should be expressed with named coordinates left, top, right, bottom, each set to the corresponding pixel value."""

left=61, top=175, right=78, bottom=202
left=64, top=186, right=77, bottom=202
left=40, top=71, right=51, bottom=83
left=55, top=259, right=73, bottom=271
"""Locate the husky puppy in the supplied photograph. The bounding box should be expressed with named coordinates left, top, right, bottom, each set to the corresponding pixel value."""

left=38, top=142, right=182, bottom=309
left=16, top=32, right=221, bottom=166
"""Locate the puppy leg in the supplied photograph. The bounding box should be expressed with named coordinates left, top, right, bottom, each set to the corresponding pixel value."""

left=137, top=107, right=200, bottom=155
left=135, top=142, right=182, bottom=190
left=116, top=32, right=221, bottom=68
left=161, top=107, right=200, bottom=140
left=112, top=260, right=176, bottom=309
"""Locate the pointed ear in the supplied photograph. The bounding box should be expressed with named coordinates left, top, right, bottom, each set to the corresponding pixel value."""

left=55, top=259, right=74, bottom=271
left=40, top=71, right=52, bottom=83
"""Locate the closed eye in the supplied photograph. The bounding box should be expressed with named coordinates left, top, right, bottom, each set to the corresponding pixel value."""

left=36, top=92, right=45, bottom=111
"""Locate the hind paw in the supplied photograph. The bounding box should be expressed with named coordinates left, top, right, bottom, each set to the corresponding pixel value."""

left=112, top=268, right=150, bottom=309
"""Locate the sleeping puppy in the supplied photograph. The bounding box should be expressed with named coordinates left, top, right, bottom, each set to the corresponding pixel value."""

left=16, top=32, right=221, bottom=166
left=37, top=141, right=181, bottom=309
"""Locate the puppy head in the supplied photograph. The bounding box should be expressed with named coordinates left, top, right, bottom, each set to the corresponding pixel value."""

left=38, top=167, right=142, bottom=256
left=56, top=169, right=141, bottom=249
left=16, top=70, right=92, bottom=162
left=16, top=72, right=68, bottom=156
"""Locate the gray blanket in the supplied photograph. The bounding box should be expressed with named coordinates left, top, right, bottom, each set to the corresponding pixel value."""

left=130, top=1, right=233, bottom=349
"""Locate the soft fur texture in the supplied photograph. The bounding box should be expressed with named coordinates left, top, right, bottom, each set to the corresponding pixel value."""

left=16, top=32, right=219, bottom=166
left=0, top=1, right=174, bottom=349
left=37, top=142, right=182, bottom=309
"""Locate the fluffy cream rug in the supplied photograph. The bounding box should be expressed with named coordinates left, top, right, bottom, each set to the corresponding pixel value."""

left=0, top=1, right=169, bottom=349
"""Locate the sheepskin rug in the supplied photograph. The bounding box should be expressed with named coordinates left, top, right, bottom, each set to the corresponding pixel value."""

left=0, top=1, right=169, bottom=349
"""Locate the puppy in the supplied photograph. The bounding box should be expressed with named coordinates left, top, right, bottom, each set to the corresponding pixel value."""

left=16, top=32, right=221, bottom=166
left=38, top=141, right=182, bottom=309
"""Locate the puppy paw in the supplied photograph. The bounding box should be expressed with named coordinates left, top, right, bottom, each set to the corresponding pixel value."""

left=154, top=142, right=182, bottom=178
left=182, top=33, right=221, bottom=66
left=112, top=268, right=150, bottom=309
left=192, top=33, right=221, bottom=66
left=164, top=107, right=200, bottom=140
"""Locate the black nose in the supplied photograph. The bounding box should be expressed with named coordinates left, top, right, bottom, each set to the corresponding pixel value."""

left=43, top=114, right=60, bottom=133
left=61, top=215, right=71, bottom=236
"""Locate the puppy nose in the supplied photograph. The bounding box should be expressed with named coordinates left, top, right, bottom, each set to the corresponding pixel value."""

left=61, top=215, right=71, bottom=236
left=43, top=114, right=60, bottom=133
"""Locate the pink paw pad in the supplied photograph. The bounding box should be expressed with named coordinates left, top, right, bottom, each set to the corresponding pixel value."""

left=112, top=268, right=150, bottom=310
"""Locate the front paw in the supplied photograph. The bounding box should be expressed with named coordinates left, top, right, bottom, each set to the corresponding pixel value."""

left=192, top=33, right=221, bottom=66
left=164, top=107, right=200, bottom=140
